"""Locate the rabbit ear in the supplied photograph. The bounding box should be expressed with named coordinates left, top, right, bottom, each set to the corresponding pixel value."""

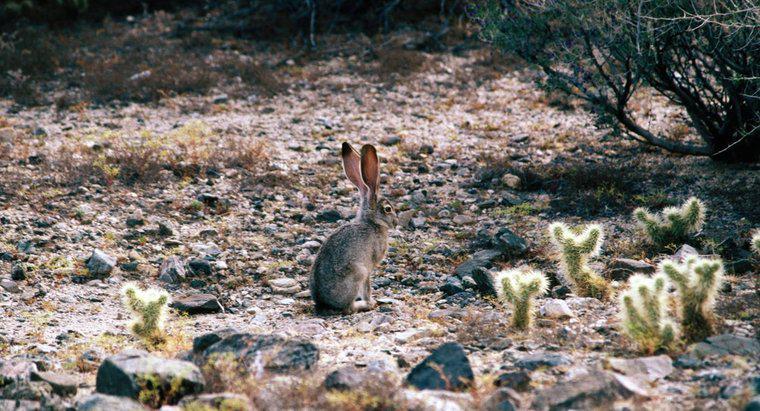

left=342, top=142, right=369, bottom=197
left=360, top=144, right=379, bottom=203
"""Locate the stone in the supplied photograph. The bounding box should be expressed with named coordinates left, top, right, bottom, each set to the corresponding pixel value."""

left=399, top=389, right=472, bottom=411
left=494, top=371, right=531, bottom=391
left=515, top=352, right=571, bottom=370
left=381, top=136, right=402, bottom=146
left=316, top=209, right=342, bottom=223
left=95, top=350, right=204, bottom=404
left=11, top=263, right=26, bottom=281
left=411, top=216, right=426, bottom=229
left=192, top=333, right=318, bottom=374
left=158, top=256, right=186, bottom=284
left=406, top=342, right=474, bottom=391
left=607, top=355, right=674, bottom=383
left=673, top=244, right=699, bottom=262
left=30, top=371, right=78, bottom=396
left=170, top=294, right=223, bottom=314
left=0, top=360, right=38, bottom=386
left=269, top=277, right=300, bottom=295
left=686, top=334, right=760, bottom=359
left=454, top=249, right=501, bottom=279
left=472, top=268, right=497, bottom=296
left=0, top=399, right=40, bottom=411
left=453, top=214, right=475, bottom=225
left=187, top=258, right=212, bottom=276
left=323, top=366, right=366, bottom=391
left=483, top=388, right=518, bottom=411
left=177, top=393, right=252, bottom=411
left=77, top=394, right=146, bottom=411
left=191, top=328, right=240, bottom=353
left=86, top=249, right=116, bottom=277
left=493, top=228, right=528, bottom=256
left=501, top=174, right=521, bottom=189
left=1, top=380, right=53, bottom=402
left=440, top=276, right=465, bottom=296
left=0, top=279, right=20, bottom=293
left=607, top=258, right=655, bottom=281
left=157, top=220, right=175, bottom=237
left=532, top=370, right=647, bottom=410
left=745, top=396, right=760, bottom=411
left=552, top=285, right=571, bottom=299
left=539, top=299, right=573, bottom=319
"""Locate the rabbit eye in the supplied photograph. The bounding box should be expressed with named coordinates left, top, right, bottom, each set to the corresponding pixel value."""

left=383, top=204, right=392, bottom=213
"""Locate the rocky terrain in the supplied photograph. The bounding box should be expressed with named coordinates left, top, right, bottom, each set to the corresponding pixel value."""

left=0, top=11, right=759, bottom=411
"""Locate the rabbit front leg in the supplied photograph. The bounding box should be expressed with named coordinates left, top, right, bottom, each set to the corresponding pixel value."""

left=364, top=273, right=376, bottom=309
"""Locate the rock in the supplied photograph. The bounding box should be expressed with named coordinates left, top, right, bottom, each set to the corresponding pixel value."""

left=0, top=279, right=20, bottom=293
left=515, top=352, right=571, bottom=370
left=11, top=263, right=26, bottom=281
left=607, top=258, right=655, bottom=281
left=493, top=228, right=528, bottom=256
left=440, top=276, right=464, bottom=296
left=212, top=94, right=229, bottom=104
left=158, top=256, right=186, bottom=284
left=411, top=216, right=426, bottom=229
left=0, top=399, right=40, bottom=411
left=157, top=220, right=175, bottom=237
left=745, top=396, right=760, bottom=411
left=0, top=360, right=38, bottom=385
left=539, top=299, right=573, bottom=319
left=674, top=244, right=699, bottom=262
left=399, top=389, right=472, bottom=411
left=483, top=388, right=518, bottom=411
left=454, top=249, right=501, bottom=279
left=95, top=350, right=204, bottom=404
left=551, top=285, right=571, bottom=299
left=453, top=214, right=475, bottom=225
left=192, top=333, right=318, bottom=374
left=607, top=355, right=674, bottom=383
left=316, top=209, right=342, bottom=223
left=170, top=294, right=223, bottom=315
left=494, top=371, right=531, bottom=391
left=472, top=268, right=496, bottom=296
left=86, top=249, right=116, bottom=277
left=501, top=174, right=521, bottom=189
left=323, top=366, right=367, bottom=391
left=77, top=394, right=146, bottom=411
left=686, top=334, right=760, bottom=359
left=381, top=136, right=402, bottom=146
left=177, top=393, right=252, bottom=411
left=532, top=370, right=647, bottom=410
left=406, top=342, right=474, bottom=391
left=268, top=277, right=300, bottom=295
left=1, top=380, right=53, bottom=402
left=187, top=258, right=212, bottom=276
left=30, top=371, right=78, bottom=396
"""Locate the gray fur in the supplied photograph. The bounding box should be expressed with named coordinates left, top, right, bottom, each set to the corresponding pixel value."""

left=309, top=143, right=397, bottom=314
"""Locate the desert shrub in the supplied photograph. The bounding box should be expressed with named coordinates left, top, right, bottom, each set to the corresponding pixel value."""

left=659, top=256, right=724, bottom=342
left=619, top=273, right=678, bottom=353
left=633, top=197, right=705, bottom=249
left=752, top=231, right=760, bottom=256
left=477, top=0, right=760, bottom=162
left=548, top=222, right=611, bottom=300
left=494, top=268, right=548, bottom=330
left=121, top=282, right=170, bottom=346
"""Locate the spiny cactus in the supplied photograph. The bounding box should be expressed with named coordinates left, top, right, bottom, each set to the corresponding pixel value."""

left=619, top=273, right=678, bottom=353
left=121, top=282, right=171, bottom=344
left=659, top=256, right=724, bottom=342
left=751, top=230, right=760, bottom=256
left=633, top=197, right=705, bottom=248
left=548, top=222, right=611, bottom=300
left=494, top=268, right=548, bottom=330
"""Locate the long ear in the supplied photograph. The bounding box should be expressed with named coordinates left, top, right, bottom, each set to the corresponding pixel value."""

left=360, top=144, right=379, bottom=203
left=342, top=142, right=368, bottom=198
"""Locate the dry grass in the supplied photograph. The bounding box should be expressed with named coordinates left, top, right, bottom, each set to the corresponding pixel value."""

left=375, top=48, right=428, bottom=82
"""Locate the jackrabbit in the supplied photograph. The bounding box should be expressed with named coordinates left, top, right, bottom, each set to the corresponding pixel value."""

left=309, top=142, right=398, bottom=314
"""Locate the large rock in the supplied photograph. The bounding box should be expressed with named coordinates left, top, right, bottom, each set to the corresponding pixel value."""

left=0, top=360, right=38, bottom=386
left=483, top=388, right=519, bottom=411
left=532, top=370, right=648, bottom=410
left=472, top=268, right=497, bottom=296
left=158, top=256, right=186, bottom=284
left=86, top=249, right=116, bottom=277
left=606, top=355, right=674, bottom=383
left=170, top=294, right=223, bottom=314
left=95, top=350, right=204, bottom=404
left=30, top=371, right=78, bottom=396
left=493, top=228, right=528, bottom=256
left=398, top=389, right=473, bottom=411
left=191, top=332, right=319, bottom=374
left=0, top=399, right=40, bottom=411
left=685, top=334, right=760, bottom=359
left=454, top=249, right=501, bottom=279
left=77, top=394, right=146, bottom=411
left=177, top=393, right=252, bottom=411
left=494, top=371, right=531, bottom=391
left=607, top=258, right=655, bottom=281
left=539, top=299, right=573, bottom=319
left=406, top=342, right=474, bottom=391
left=515, top=352, right=571, bottom=370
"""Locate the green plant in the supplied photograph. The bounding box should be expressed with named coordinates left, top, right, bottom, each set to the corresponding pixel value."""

left=751, top=230, right=760, bottom=256
left=494, top=268, right=548, bottom=330
left=619, top=273, right=678, bottom=354
left=121, top=282, right=171, bottom=346
left=633, top=197, right=705, bottom=248
left=548, top=222, right=610, bottom=300
left=659, top=256, right=724, bottom=342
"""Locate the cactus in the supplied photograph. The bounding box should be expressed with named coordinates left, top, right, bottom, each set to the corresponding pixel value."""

left=121, top=282, right=171, bottom=344
left=619, top=273, right=678, bottom=353
left=633, top=197, right=705, bottom=248
left=751, top=230, right=760, bottom=256
left=548, top=222, right=611, bottom=300
left=659, top=256, right=724, bottom=342
left=494, top=268, right=548, bottom=330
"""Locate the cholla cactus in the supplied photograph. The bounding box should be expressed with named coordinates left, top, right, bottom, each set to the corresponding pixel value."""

left=494, top=268, right=548, bottom=330
left=751, top=230, right=760, bottom=256
left=548, top=222, right=610, bottom=300
left=633, top=197, right=705, bottom=247
left=619, top=273, right=678, bottom=353
left=659, top=256, right=723, bottom=342
left=121, top=282, right=171, bottom=344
